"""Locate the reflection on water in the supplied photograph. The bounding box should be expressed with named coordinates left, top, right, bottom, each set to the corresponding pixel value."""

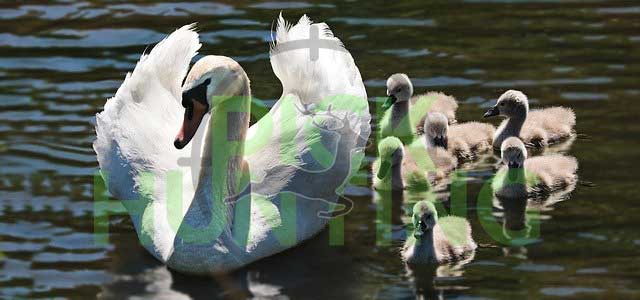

left=1, top=0, right=639, bottom=299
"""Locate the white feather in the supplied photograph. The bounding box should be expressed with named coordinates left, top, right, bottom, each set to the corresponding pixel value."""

left=94, top=25, right=201, bottom=259
left=270, top=13, right=366, bottom=104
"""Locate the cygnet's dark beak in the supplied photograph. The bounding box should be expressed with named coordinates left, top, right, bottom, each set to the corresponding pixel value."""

left=377, top=161, right=391, bottom=179
left=381, top=95, right=397, bottom=111
left=434, top=136, right=448, bottom=149
left=414, top=221, right=425, bottom=238
left=484, top=106, right=499, bottom=118
left=508, top=161, right=522, bottom=169
left=414, top=219, right=430, bottom=238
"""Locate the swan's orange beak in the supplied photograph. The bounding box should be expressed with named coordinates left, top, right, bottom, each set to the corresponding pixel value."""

left=174, top=99, right=208, bottom=149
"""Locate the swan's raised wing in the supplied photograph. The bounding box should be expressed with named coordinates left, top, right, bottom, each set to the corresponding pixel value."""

left=270, top=14, right=367, bottom=104
left=94, top=25, right=201, bottom=211
left=246, top=15, right=370, bottom=202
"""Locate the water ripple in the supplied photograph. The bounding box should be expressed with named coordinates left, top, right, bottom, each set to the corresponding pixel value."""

left=366, top=76, right=479, bottom=88
left=483, top=77, right=613, bottom=87
left=0, top=29, right=164, bottom=48
left=540, top=287, right=603, bottom=297
left=249, top=1, right=335, bottom=9
left=0, top=57, right=131, bottom=72
left=330, top=17, right=436, bottom=27
left=108, top=2, right=243, bottom=17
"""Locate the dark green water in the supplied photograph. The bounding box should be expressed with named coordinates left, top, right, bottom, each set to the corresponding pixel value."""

left=1, top=1, right=639, bottom=299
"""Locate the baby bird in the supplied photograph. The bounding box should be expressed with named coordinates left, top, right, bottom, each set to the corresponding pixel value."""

left=493, top=137, right=579, bottom=199
left=484, top=90, right=575, bottom=150
left=372, top=137, right=458, bottom=192
left=423, top=112, right=496, bottom=161
left=402, top=201, right=477, bottom=264
left=413, top=91, right=458, bottom=135
left=372, top=137, right=405, bottom=191
left=380, top=74, right=458, bottom=143
left=380, top=74, right=415, bottom=143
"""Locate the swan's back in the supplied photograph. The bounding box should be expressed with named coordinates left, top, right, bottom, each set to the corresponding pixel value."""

left=403, top=144, right=458, bottom=191
left=448, top=122, right=496, bottom=160
left=428, top=147, right=458, bottom=184
left=525, top=154, right=578, bottom=192
left=434, top=216, right=477, bottom=262
left=520, top=107, right=576, bottom=147
left=244, top=14, right=370, bottom=252
left=247, top=14, right=370, bottom=190
left=413, top=92, right=458, bottom=135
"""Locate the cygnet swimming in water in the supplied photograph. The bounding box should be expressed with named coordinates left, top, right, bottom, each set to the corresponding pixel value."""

left=484, top=90, right=575, bottom=149
left=402, top=201, right=477, bottom=264
left=423, top=112, right=495, bottom=161
left=493, top=137, right=578, bottom=199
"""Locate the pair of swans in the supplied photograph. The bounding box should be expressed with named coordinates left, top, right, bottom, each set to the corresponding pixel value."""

left=94, top=15, right=370, bottom=274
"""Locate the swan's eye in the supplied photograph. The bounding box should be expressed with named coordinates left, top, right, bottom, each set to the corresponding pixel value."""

left=500, top=102, right=505, bottom=106
left=182, top=78, right=211, bottom=107
left=183, top=100, right=194, bottom=120
left=181, top=97, right=191, bottom=108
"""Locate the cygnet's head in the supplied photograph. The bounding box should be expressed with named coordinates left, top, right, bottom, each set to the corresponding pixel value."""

left=377, top=137, right=404, bottom=179
left=501, top=137, right=528, bottom=168
left=423, top=112, right=449, bottom=149
left=483, top=90, right=529, bottom=119
left=382, top=73, right=414, bottom=110
left=412, top=201, right=438, bottom=239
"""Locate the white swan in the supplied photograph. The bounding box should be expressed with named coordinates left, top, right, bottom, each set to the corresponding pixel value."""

left=94, top=15, right=370, bottom=274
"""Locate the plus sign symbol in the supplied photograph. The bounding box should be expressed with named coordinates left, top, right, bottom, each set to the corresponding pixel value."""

left=270, top=25, right=348, bottom=61
left=177, top=24, right=350, bottom=188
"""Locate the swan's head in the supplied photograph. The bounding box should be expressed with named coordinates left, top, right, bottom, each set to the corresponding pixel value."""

left=377, top=137, right=403, bottom=179
left=501, top=137, right=527, bottom=169
left=412, top=201, right=438, bottom=239
left=424, top=112, right=449, bottom=149
left=175, top=55, right=249, bottom=149
left=484, top=90, right=529, bottom=119
left=382, top=73, right=413, bottom=110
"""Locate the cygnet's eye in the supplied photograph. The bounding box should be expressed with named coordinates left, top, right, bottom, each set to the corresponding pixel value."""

left=500, top=102, right=506, bottom=106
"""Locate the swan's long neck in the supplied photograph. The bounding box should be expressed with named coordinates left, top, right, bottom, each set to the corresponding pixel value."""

left=389, top=101, right=413, bottom=143
left=495, top=112, right=526, bottom=148
left=503, top=196, right=527, bottom=231
left=423, top=135, right=435, bottom=149
left=496, top=167, right=527, bottom=199
left=192, top=76, right=251, bottom=235
left=391, top=101, right=409, bottom=128
left=412, top=231, right=436, bottom=262
left=391, top=162, right=404, bottom=190
left=504, top=114, right=525, bottom=138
